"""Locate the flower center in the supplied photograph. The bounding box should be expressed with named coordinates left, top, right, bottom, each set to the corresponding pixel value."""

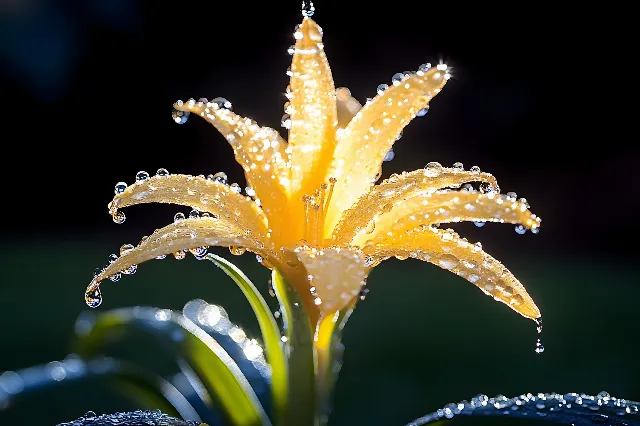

left=301, top=177, right=336, bottom=246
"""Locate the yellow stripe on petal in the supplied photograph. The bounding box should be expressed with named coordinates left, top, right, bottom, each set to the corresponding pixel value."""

left=288, top=17, right=338, bottom=196
left=296, top=248, right=367, bottom=314
left=332, top=167, right=499, bottom=244
left=173, top=100, right=290, bottom=241
left=324, top=66, right=450, bottom=236
left=366, top=227, right=540, bottom=319
left=87, top=217, right=276, bottom=304
left=361, top=191, right=540, bottom=247
left=110, top=174, right=269, bottom=240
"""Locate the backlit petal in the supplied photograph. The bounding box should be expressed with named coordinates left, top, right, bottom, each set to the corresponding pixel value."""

left=173, top=100, right=290, bottom=240
left=336, top=87, right=362, bottom=129
left=88, top=217, right=275, bottom=296
left=332, top=167, right=499, bottom=244
left=359, top=191, right=539, bottom=247
left=324, top=66, right=450, bottom=235
left=109, top=174, right=269, bottom=239
left=365, top=227, right=540, bottom=319
left=296, top=248, right=367, bottom=314
left=288, top=17, right=338, bottom=195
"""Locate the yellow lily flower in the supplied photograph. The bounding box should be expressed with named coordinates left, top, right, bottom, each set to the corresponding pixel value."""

left=87, top=17, right=541, bottom=328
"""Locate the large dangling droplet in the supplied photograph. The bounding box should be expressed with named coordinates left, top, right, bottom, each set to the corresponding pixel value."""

left=301, top=0, right=315, bottom=17
left=172, top=108, right=189, bottom=124
left=85, top=284, right=102, bottom=308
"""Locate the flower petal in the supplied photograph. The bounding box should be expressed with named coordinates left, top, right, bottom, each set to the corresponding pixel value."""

left=336, top=87, right=362, bottom=129
left=357, top=190, right=540, bottom=247
left=173, top=100, right=290, bottom=237
left=89, top=217, right=275, bottom=291
left=295, top=248, right=367, bottom=314
left=109, top=174, right=269, bottom=239
left=324, top=65, right=450, bottom=235
left=332, top=167, right=499, bottom=244
left=288, top=17, right=338, bottom=195
left=365, top=227, right=540, bottom=319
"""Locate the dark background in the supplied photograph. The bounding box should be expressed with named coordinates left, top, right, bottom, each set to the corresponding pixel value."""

left=0, top=1, right=637, bottom=425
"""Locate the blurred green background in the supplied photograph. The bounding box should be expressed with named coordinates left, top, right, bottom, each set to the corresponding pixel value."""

left=0, top=0, right=637, bottom=425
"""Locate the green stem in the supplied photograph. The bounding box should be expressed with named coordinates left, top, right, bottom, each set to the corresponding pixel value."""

left=272, top=270, right=316, bottom=426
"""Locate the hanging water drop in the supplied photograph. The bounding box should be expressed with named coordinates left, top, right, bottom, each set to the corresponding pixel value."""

left=190, top=246, right=208, bottom=258
left=112, top=211, right=126, bottom=224
left=172, top=109, right=189, bottom=124
left=114, top=182, right=127, bottom=195
left=480, top=182, right=495, bottom=194
left=281, top=114, right=292, bottom=129
left=173, top=250, right=186, bottom=260
left=359, top=287, right=370, bottom=300
left=301, top=0, right=315, bottom=17
left=156, top=168, right=169, bottom=177
left=136, top=171, right=149, bottom=182
left=416, top=106, right=429, bottom=117
left=384, top=148, right=395, bottom=162
left=122, top=264, right=137, bottom=275
left=174, top=212, right=185, bottom=223
left=515, top=224, right=527, bottom=234
left=535, top=338, right=545, bottom=354
left=211, top=97, right=232, bottom=110
left=108, top=272, right=121, bottom=282
left=229, top=246, right=246, bottom=256
left=85, top=285, right=102, bottom=308
left=535, top=318, right=543, bottom=333
left=212, top=172, right=228, bottom=185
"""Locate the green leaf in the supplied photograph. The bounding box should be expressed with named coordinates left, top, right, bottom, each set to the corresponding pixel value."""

left=0, top=356, right=200, bottom=422
left=74, top=307, right=271, bottom=426
left=404, top=392, right=640, bottom=425
left=205, top=253, right=287, bottom=419
left=271, top=270, right=315, bottom=426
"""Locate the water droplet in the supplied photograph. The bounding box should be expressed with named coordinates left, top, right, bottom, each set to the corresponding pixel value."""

left=93, top=267, right=103, bottom=277
left=535, top=338, right=545, bottom=354
left=114, top=182, right=128, bottom=195
left=282, top=248, right=300, bottom=267
left=189, top=209, right=200, bottom=219
left=230, top=183, right=241, bottom=193
left=211, top=97, right=232, bottom=110
left=384, top=148, right=395, bottom=162
left=172, top=108, right=189, bottom=124
left=112, top=211, right=126, bottom=224
left=470, top=165, right=481, bottom=173
left=359, top=287, right=370, bottom=300
left=173, top=250, right=186, bottom=260
left=122, top=264, right=137, bottom=275
left=515, top=224, right=528, bottom=234
left=85, top=285, right=102, bottom=308
left=301, top=0, right=315, bottom=17
left=453, top=162, right=464, bottom=170
left=108, top=272, right=121, bottom=282
left=535, top=318, right=543, bottom=333
left=136, top=171, right=149, bottom=182
left=531, top=226, right=540, bottom=234
left=506, top=191, right=518, bottom=200
left=108, top=254, right=118, bottom=263
left=83, top=411, right=97, bottom=419
left=480, top=182, right=496, bottom=194
left=392, top=72, right=405, bottom=86
left=281, top=114, right=292, bottom=129
left=229, top=246, right=246, bottom=256
left=418, top=63, right=432, bottom=74
left=415, top=106, right=429, bottom=116
left=474, top=221, right=486, bottom=227
left=190, top=246, right=208, bottom=258
left=245, top=187, right=256, bottom=197
left=212, top=172, right=228, bottom=185
left=424, top=161, right=443, bottom=177
left=438, top=253, right=459, bottom=269
left=156, top=168, right=169, bottom=177
left=376, top=83, right=388, bottom=95
left=174, top=212, right=185, bottom=223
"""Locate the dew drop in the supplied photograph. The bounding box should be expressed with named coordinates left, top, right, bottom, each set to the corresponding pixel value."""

left=391, top=72, right=405, bottom=85
left=112, top=211, right=126, bottom=224
left=384, top=148, right=395, bottom=162
left=416, top=106, right=429, bottom=116
left=376, top=83, right=388, bottom=95
left=531, top=226, right=540, bottom=234
left=108, top=254, right=118, bottom=263
left=174, top=212, right=185, bottom=223
left=230, top=183, right=241, bottom=194
left=473, top=221, right=486, bottom=227
left=418, top=63, right=432, bottom=74
left=85, top=285, right=102, bottom=308
left=452, top=162, right=464, bottom=170
left=438, top=253, right=459, bottom=269
left=114, top=182, right=128, bottom=195
left=535, top=318, right=543, bottom=333
left=122, top=264, right=137, bottom=275
left=212, top=172, right=228, bottom=185
left=108, top=273, right=121, bottom=282
left=173, top=250, right=186, bottom=260
left=424, top=161, right=443, bottom=177
left=281, top=114, right=292, bottom=129
left=229, top=246, right=246, bottom=256
left=301, top=0, right=315, bottom=17
left=172, top=109, right=189, bottom=124
left=189, top=209, right=200, bottom=219
left=506, top=191, right=518, bottom=200
left=190, top=246, right=208, bottom=258
left=245, top=187, right=256, bottom=197
left=470, top=165, right=481, bottom=173
left=156, top=168, right=169, bottom=177
left=515, top=224, right=528, bottom=234
left=211, top=97, right=232, bottom=110
left=136, top=171, right=149, bottom=182
left=535, top=338, right=545, bottom=354
left=359, top=287, right=370, bottom=300
left=479, top=182, right=495, bottom=194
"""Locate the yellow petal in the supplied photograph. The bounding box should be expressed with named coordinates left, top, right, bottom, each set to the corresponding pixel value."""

left=295, top=248, right=367, bottom=314
left=288, top=17, right=338, bottom=195
left=332, top=167, right=499, bottom=244
left=87, top=217, right=274, bottom=304
left=360, top=190, right=540, bottom=247
left=365, top=227, right=540, bottom=319
left=173, top=100, right=290, bottom=241
left=324, top=65, right=450, bottom=235
left=109, top=174, right=269, bottom=239
left=336, top=87, right=362, bottom=129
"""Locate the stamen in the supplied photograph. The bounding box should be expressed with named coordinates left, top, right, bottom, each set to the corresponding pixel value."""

left=302, top=177, right=337, bottom=246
